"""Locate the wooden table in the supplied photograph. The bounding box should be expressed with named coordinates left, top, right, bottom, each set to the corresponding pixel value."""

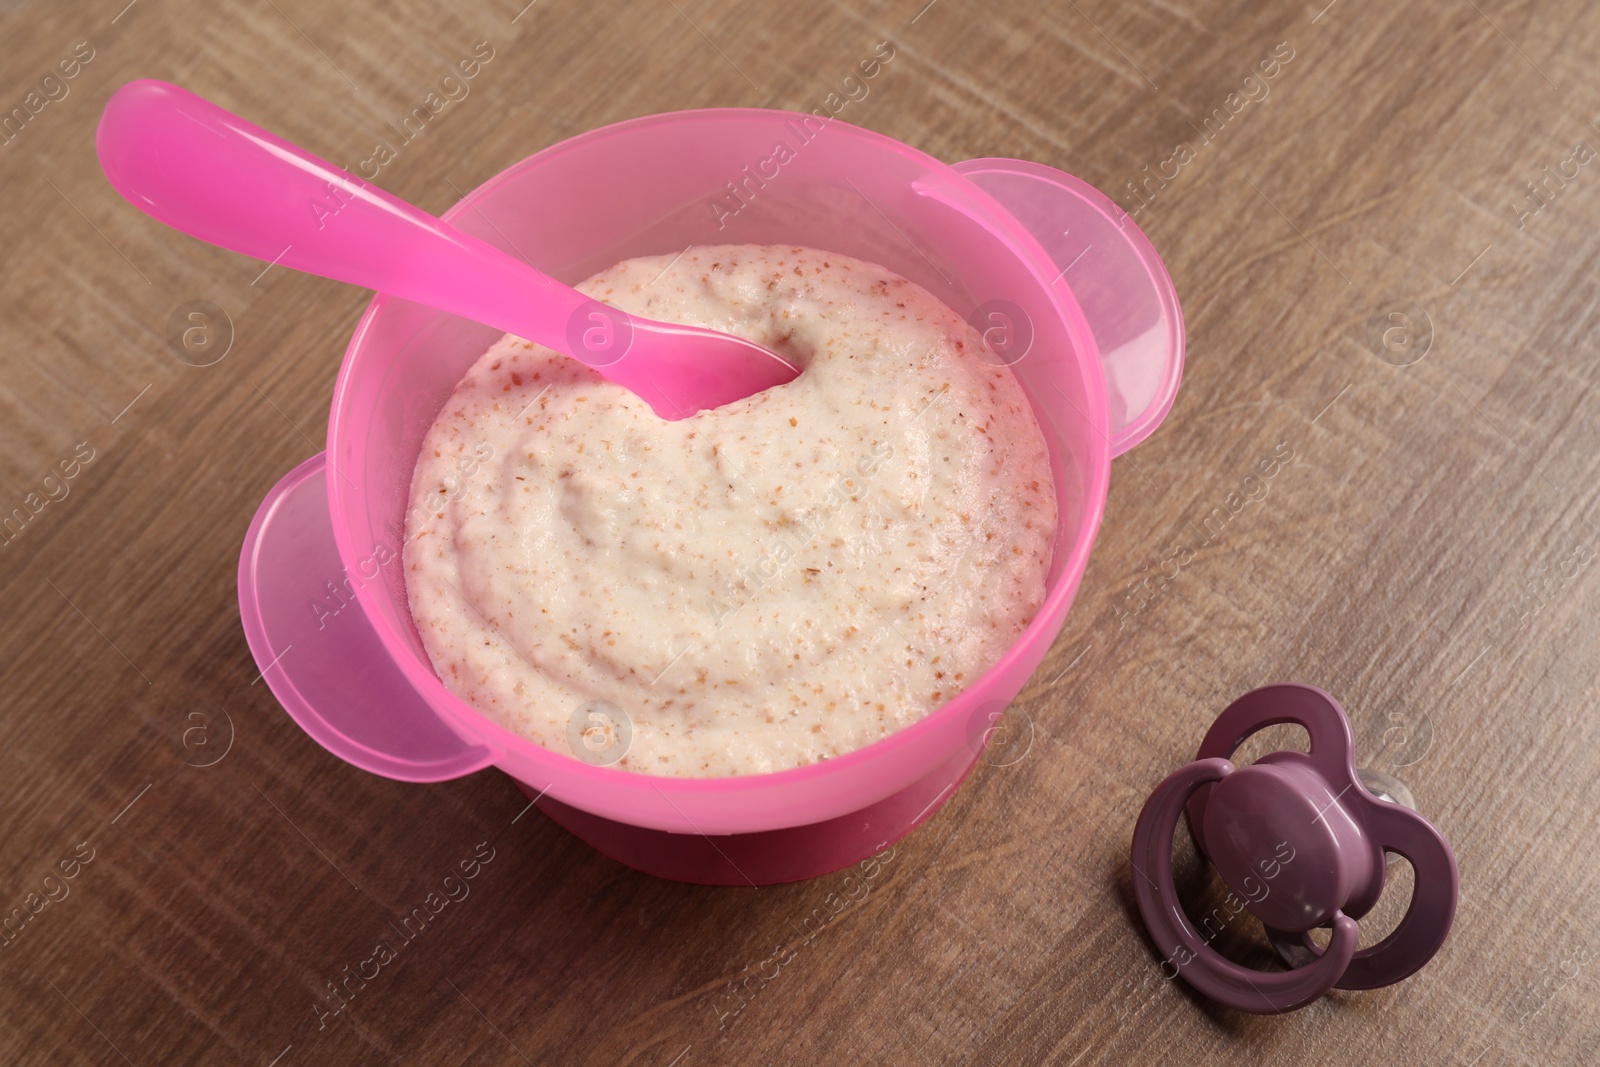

left=3, top=0, right=1597, bottom=1062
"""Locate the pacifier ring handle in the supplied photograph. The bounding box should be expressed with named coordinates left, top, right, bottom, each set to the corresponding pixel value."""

left=1131, top=757, right=1360, bottom=1014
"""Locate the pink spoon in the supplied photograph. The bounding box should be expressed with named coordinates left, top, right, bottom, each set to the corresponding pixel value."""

left=95, top=79, right=798, bottom=419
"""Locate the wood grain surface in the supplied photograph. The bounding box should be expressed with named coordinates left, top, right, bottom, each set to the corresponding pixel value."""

left=2, top=0, right=1598, bottom=1063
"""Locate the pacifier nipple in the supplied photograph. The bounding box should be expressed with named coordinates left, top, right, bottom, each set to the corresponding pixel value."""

left=1357, top=766, right=1416, bottom=811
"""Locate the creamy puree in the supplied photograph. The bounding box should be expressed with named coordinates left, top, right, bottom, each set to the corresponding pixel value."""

left=404, top=245, right=1055, bottom=777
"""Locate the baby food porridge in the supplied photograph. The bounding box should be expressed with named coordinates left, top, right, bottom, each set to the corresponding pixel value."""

left=404, top=245, right=1055, bottom=777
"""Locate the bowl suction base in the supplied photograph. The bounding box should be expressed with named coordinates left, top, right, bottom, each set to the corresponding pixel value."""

left=517, top=743, right=983, bottom=885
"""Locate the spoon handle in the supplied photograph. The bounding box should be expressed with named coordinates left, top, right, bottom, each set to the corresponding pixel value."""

left=97, top=79, right=587, bottom=359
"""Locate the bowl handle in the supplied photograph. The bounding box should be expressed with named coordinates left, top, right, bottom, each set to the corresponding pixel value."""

left=950, top=159, right=1185, bottom=456
left=238, top=452, right=498, bottom=782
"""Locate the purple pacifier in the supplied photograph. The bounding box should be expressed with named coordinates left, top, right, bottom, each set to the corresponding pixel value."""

left=1129, top=683, right=1457, bottom=1013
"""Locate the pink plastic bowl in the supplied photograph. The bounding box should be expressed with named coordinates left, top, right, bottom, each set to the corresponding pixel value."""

left=239, top=109, right=1183, bottom=884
